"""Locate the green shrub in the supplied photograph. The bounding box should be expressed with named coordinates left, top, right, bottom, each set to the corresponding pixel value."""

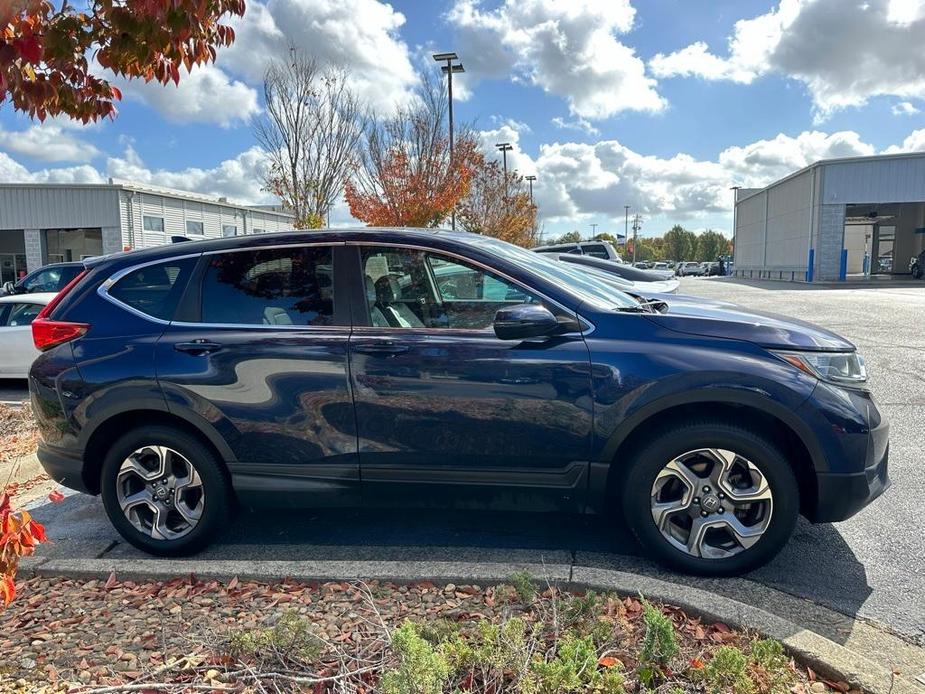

left=509, top=570, right=537, bottom=604
left=563, top=590, right=601, bottom=623
left=227, top=610, right=322, bottom=667
left=701, top=645, right=755, bottom=694
left=382, top=621, right=451, bottom=694
left=749, top=639, right=794, bottom=693
left=639, top=600, right=678, bottom=666
left=528, top=632, right=624, bottom=694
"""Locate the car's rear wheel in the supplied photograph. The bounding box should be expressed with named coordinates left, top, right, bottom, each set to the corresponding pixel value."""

left=621, top=421, right=799, bottom=576
left=100, top=425, right=232, bottom=556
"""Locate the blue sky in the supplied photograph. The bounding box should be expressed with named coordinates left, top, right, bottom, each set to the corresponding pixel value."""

left=1, top=0, right=924, bottom=241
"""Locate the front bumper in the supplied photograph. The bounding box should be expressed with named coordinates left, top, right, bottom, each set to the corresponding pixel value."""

left=811, top=443, right=890, bottom=522
left=36, top=441, right=93, bottom=495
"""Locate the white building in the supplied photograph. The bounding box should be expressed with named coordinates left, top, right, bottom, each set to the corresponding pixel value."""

left=0, top=181, right=295, bottom=285
left=734, top=151, right=925, bottom=281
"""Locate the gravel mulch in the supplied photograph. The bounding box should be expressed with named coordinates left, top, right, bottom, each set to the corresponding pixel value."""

left=0, top=574, right=856, bottom=694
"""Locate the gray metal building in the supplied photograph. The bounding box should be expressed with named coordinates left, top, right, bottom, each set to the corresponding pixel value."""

left=733, top=151, right=925, bottom=281
left=0, top=181, right=295, bottom=285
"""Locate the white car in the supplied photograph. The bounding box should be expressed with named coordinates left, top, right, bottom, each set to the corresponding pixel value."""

left=0, top=292, right=54, bottom=378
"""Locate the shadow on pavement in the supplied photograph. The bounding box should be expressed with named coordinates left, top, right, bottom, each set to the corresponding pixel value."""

left=29, top=494, right=873, bottom=645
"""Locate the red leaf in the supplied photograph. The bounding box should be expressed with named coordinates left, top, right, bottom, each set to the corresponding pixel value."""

left=48, top=490, right=65, bottom=503
left=690, top=657, right=706, bottom=670
left=713, top=622, right=731, bottom=633
left=105, top=571, right=117, bottom=590
left=598, top=656, right=620, bottom=668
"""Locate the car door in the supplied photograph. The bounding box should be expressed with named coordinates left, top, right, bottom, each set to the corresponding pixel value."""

left=154, top=243, right=359, bottom=504
left=0, top=300, right=42, bottom=376
left=347, top=244, right=594, bottom=511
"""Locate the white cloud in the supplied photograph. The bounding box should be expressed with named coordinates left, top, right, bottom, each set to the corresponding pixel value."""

left=0, top=121, right=100, bottom=162
left=883, top=129, right=925, bottom=153
left=551, top=116, right=600, bottom=136
left=448, top=0, right=665, bottom=119
left=118, top=65, right=260, bottom=127
left=650, top=0, right=925, bottom=120
left=221, top=0, right=418, bottom=113
left=892, top=101, right=920, bottom=115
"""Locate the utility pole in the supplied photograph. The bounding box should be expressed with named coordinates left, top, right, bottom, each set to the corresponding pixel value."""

left=632, top=214, right=642, bottom=263
left=434, top=52, right=465, bottom=230
left=525, top=175, right=536, bottom=205
left=624, top=205, right=630, bottom=249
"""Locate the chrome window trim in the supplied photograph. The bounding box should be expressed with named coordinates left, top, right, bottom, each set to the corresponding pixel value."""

left=349, top=240, right=596, bottom=335
left=97, top=252, right=202, bottom=326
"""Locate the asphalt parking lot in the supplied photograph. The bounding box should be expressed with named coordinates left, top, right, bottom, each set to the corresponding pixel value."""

left=20, top=277, right=925, bottom=649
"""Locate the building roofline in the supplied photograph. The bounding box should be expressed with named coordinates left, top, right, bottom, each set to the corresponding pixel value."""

left=0, top=181, right=294, bottom=219
left=736, top=149, right=925, bottom=202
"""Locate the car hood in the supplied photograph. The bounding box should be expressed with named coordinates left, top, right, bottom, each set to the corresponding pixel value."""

left=643, top=301, right=854, bottom=351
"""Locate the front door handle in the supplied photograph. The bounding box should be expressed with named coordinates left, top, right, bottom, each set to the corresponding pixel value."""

left=174, top=340, right=223, bottom=355
left=352, top=343, right=410, bottom=356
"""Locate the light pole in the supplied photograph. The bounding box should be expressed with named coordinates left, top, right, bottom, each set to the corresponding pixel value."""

left=434, top=52, right=465, bottom=230
left=495, top=142, right=513, bottom=202
left=525, top=174, right=536, bottom=204
left=590, top=223, right=598, bottom=237
left=730, top=185, right=741, bottom=276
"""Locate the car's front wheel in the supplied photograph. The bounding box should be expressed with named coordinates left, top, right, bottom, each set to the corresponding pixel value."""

left=100, top=425, right=232, bottom=556
left=621, top=421, right=799, bottom=576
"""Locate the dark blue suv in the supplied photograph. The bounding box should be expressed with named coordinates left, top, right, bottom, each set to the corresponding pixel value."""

left=28, top=229, right=889, bottom=575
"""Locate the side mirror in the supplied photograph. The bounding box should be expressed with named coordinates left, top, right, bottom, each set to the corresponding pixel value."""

left=1, top=281, right=13, bottom=295
left=493, top=304, right=559, bottom=340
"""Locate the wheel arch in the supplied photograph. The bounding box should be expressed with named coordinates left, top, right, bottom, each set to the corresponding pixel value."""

left=592, top=393, right=821, bottom=518
left=80, top=407, right=236, bottom=495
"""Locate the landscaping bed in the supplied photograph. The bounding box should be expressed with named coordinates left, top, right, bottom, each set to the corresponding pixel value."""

left=0, top=573, right=857, bottom=693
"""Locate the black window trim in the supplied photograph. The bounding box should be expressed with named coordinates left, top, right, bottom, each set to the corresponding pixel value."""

left=347, top=241, right=593, bottom=335
left=171, top=241, right=349, bottom=330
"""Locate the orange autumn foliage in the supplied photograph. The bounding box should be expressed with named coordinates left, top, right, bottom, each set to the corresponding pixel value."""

left=1, top=0, right=244, bottom=123
left=0, top=491, right=48, bottom=606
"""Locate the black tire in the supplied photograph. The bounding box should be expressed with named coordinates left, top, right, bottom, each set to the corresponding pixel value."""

left=100, top=425, right=232, bottom=556
left=621, top=421, right=799, bottom=576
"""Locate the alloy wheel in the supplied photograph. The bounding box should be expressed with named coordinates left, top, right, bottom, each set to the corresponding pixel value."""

left=650, top=448, right=773, bottom=560
left=116, top=446, right=205, bottom=540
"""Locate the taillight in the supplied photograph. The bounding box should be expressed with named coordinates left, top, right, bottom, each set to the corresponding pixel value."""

left=32, top=270, right=90, bottom=351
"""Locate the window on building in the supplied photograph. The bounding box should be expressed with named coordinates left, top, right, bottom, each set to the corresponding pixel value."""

left=108, top=258, right=197, bottom=321
left=200, top=247, right=334, bottom=326
left=143, top=216, right=165, bottom=232
left=222, top=225, right=238, bottom=238
left=186, top=220, right=204, bottom=236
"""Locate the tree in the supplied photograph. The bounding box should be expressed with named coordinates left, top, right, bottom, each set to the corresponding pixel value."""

left=554, top=231, right=582, bottom=244
left=663, top=225, right=697, bottom=262
left=457, top=158, right=537, bottom=247
left=344, top=73, right=479, bottom=227
left=254, top=53, right=363, bottom=229
left=1, top=0, right=243, bottom=123
left=594, top=232, right=620, bottom=244
left=695, top=229, right=729, bottom=262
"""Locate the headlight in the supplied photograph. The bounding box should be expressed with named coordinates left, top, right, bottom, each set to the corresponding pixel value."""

left=774, top=350, right=867, bottom=387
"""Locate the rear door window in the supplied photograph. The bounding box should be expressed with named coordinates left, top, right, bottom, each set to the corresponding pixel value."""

left=4, top=302, right=43, bottom=326
left=582, top=244, right=609, bottom=259
left=109, top=257, right=197, bottom=321
left=200, top=246, right=334, bottom=326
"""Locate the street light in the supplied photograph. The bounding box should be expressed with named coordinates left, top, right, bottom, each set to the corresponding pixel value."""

left=590, top=223, right=598, bottom=237
left=624, top=205, right=630, bottom=249
left=434, top=52, right=465, bottom=230
left=495, top=142, right=513, bottom=177
left=525, top=174, right=536, bottom=205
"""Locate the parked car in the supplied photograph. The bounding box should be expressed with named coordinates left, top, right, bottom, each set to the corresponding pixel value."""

left=1, top=261, right=85, bottom=297
left=551, top=254, right=680, bottom=293
left=633, top=261, right=652, bottom=269
left=703, top=262, right=723, bottom=277
left=0, top=292, right=55, bottom=377
left=30, top=229, right=888, bottom=575
left=533, top=240, right=623, bottom=262
left=676, top=261, right=705, bottom=277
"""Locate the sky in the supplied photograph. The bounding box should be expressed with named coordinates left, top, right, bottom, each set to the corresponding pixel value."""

left=1, top=0, right=925, bottom=241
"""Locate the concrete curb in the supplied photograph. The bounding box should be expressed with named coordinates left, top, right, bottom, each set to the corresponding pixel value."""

left=22, top=557, right=920, bottom=694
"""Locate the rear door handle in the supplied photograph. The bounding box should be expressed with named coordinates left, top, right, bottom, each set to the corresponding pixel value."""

left=174, top=340, right=223, bottom=355
left=352, top=343, right=410, bottom=356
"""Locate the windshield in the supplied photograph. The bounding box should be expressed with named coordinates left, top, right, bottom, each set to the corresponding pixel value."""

left=461, top=235, right=640, bottom=310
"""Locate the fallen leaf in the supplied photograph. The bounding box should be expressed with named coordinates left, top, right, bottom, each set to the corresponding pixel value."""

left=48, top=490, right=65, bottom=503
left=104, top=572, right=117, bottom=591
left=598, top=656, right=620, bottom=668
